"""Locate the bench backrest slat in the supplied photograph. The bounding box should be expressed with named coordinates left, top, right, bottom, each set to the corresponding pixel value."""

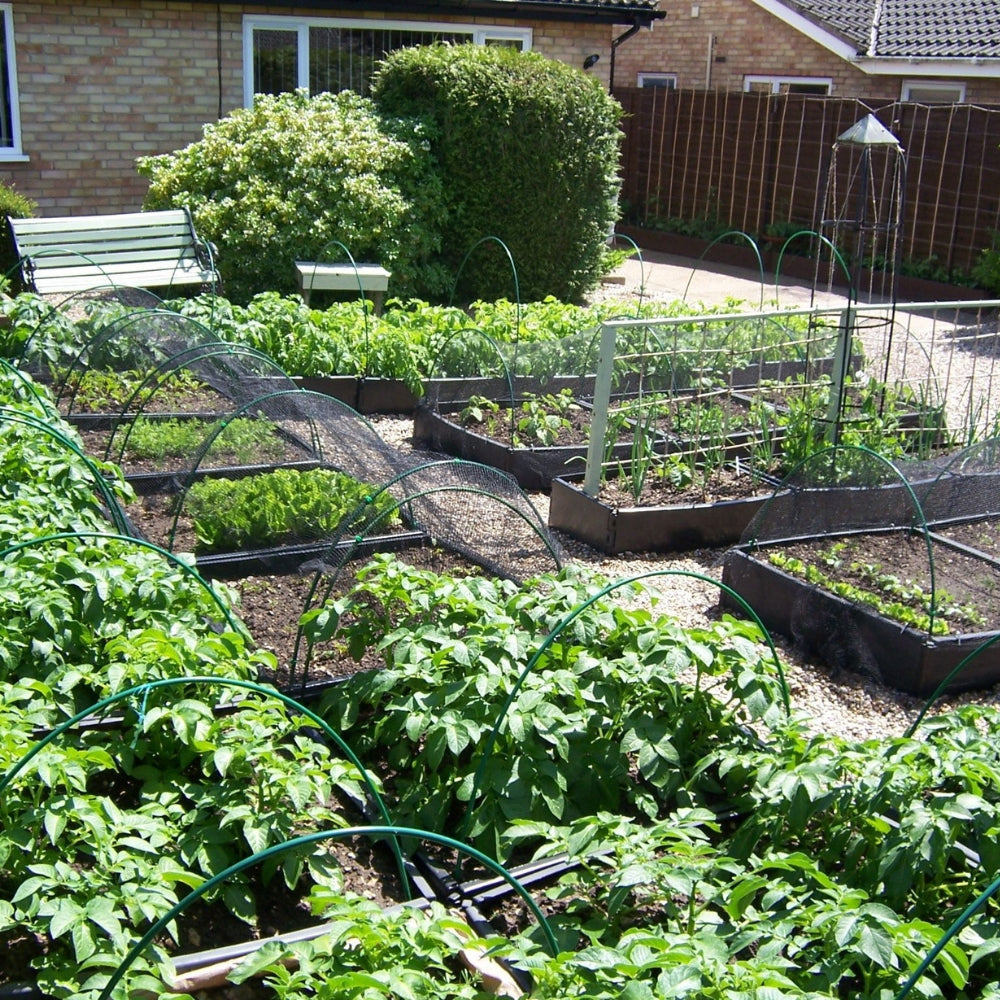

left=7, top=208, right=219, bottom=294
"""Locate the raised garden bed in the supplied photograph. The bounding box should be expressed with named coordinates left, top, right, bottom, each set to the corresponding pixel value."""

left=127, top=466, right=418, bottom=575
left=721, top=525, right=1000, bottom=696
left=549, top=467, right=781, bottom=554
left=76, top=412, right=321, bottom=490
left=413, top=399, right=635, bottom=492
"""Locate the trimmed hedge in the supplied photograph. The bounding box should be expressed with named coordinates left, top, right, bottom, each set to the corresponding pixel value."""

left=372, top=44, right=624, bottom=304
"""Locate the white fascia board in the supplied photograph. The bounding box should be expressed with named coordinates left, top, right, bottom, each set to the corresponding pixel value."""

left=855, top=58, right=1000, bottom=78
left=749, top=0, right=860, bottom=61
left=750, top=1, right=1000, bottom=80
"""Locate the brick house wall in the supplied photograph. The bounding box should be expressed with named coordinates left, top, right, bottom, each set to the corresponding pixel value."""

left=613, top=0, right=1000, bottom=104
left=1, top=2, right=612, bottom=215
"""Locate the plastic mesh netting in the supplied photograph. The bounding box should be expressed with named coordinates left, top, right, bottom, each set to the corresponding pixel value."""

left=15, top=286, right=165, bottom=380
left=15, top=298, right=563, bottom=586
left=726, top=444, right=1000, bottom=693
left=424, top=311, right=844, bottom=415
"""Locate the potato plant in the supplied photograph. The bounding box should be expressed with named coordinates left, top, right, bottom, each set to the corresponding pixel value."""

left=5, top=366, right=1000, bottom=999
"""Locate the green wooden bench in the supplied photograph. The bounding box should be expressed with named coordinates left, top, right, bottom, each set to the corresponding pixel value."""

left=7, top=208, right=220, bottom=295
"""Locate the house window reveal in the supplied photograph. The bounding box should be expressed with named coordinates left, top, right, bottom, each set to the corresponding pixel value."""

left=0, top=4, right=23, bottom=156
left=244, top=15, right=531, bottom=104
left=744, top=75, right=832, bottom=95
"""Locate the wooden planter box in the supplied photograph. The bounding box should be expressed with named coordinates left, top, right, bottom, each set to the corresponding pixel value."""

left=721, top=530, right=1000, bottom=696
left=295, top=374, right=606, bottom=416
left=548, top=473, right=781, bottom=554
left=412, top=405, right=634, bottom=493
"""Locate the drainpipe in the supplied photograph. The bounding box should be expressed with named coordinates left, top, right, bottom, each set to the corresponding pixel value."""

left=609, top=19, right=641, bottom=91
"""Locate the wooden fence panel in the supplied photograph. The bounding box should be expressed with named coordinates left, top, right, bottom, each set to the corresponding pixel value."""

left=617, top=88, right=1000, bottom=279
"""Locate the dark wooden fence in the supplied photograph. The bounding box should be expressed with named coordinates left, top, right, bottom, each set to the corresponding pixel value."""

left=614, top=88, right=1000, bottom=277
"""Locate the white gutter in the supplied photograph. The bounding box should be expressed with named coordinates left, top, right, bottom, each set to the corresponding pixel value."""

left=854, top=57, right=1000, bottom=78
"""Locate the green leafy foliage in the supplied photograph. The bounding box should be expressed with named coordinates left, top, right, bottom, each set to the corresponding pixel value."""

left=972, top=230, right=1000, bottom=296
left=184, top=466, right=398, bottom=552
left=459, top=388, right=578, bottom=447
left=316, top=556, right=786, bottom=856
left=766, top=539, right=984, bottom=635
left=372, top=44, right=624, bottom=304
left=0, top=697, right=366, bottom=998
left=6, top=364, right=1000, bottom=999
left=138, top=89, right=447, bottom=304
left=231, top=899, right=503, bottom=998
left=123, top=414, right=287, bottom=464
left=0, top=180, right=37, bottom=292
left=62, top=367, right=207, bottom=415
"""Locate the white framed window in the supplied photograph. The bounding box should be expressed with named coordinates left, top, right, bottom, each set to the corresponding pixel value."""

left=637, top=72, right=677, bottom=89
left=0, top=4, right=24, bottom=159
left=901, top=80, right=966, bottom=103
left=744, top=75, right=832, bottom=95
left=244, top=15, right=532, bottom=105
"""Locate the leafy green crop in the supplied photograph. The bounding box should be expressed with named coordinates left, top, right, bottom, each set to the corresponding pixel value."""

left=230, top=899, right=508, bottom=998
left=123, top=414, right=287, bottom=464
left=459, top=388, right=578, bottom=447
left=0, top=696, right=367, bottom=998
left=184, top=466, right=398, bottom=552
left=766, top=541, right=984, bottom=635
left=316, top=556, right=785, bottom=856
left=62, top=367, right=208, bottom=415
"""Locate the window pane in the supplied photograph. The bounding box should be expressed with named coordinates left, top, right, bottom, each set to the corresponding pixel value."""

left=638, top=74, right=677, bottom=89
left=784, top=82, right=830, bottom=95
left=309, top=27, right=467, bottom=95
left=0, top=14, right=12, bottom=147
left=905, top=85, right=963, bottom=103
left=254, top=28, right=299, bottom=96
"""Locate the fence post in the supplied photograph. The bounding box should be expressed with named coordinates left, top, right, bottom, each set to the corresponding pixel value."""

left=583, top=321, right=618, bottom=497
left=824, top=305, right=856, bottom=443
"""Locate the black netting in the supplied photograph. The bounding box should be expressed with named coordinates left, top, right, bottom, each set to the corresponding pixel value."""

left=54, top=310, right=224, bottom=410
left=16, top=288, right=164, bottom=382
left=726, top=444, right=1000, bottom=692
left=302, top=458, right=561, bottom=586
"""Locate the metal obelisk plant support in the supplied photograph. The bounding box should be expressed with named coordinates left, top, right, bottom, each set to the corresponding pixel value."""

left=815, top=114, right=906, bottom=445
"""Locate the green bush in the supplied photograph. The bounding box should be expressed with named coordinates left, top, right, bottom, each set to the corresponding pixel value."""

left=0, top=180, right=36, bottom=292
left=137, top=90, right=448, bottom=305
left=972, top=230, right=1000, bottom=296
left=372, top=44, right=623, bottom=304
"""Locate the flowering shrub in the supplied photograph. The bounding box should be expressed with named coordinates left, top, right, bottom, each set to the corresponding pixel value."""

left=138, top=90, right=447, bottom=304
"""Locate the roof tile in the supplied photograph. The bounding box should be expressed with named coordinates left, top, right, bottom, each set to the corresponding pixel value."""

left=786, top=0, right=1000, bottom=59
